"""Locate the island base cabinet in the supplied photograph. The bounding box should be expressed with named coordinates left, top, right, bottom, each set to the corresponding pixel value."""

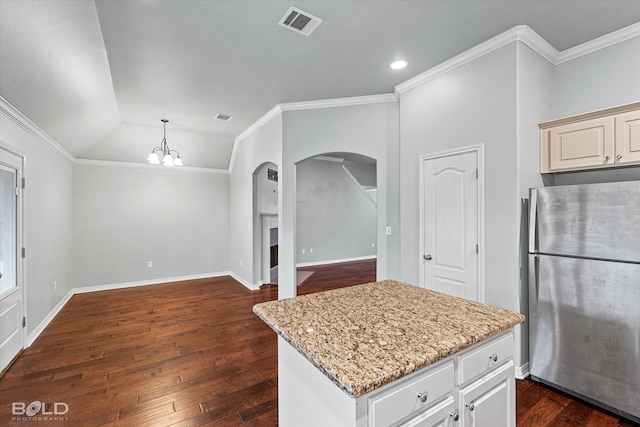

left=277, top=331, right=517, bottom=427
left=458, top=361, right=515, bottom=427
left=278, top=337, right=365, bottom=427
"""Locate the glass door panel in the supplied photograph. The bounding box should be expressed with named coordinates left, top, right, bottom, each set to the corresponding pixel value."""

left=0, top=165, right=16, bottom=295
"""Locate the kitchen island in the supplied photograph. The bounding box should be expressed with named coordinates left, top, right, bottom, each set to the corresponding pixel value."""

left=253, top=280, right=524, bottom=427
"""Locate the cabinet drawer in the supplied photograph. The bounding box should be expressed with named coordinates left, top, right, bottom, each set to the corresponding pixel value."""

left=369, top=361, right=454, bottom=427
left=458, top=333, right=513, bottom=385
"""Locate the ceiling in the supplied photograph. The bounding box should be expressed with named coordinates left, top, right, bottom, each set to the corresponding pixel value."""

left=1, top=1, right=639, bottom=169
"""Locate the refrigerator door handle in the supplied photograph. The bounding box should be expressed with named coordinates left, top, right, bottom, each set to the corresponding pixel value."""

left=528, top=254, right=539, bottom=317
left=528, top=188, right=537, bottom=253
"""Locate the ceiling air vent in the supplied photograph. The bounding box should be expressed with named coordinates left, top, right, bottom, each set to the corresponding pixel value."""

left=215, top=113, right=233, bottom=122
left=278, top=7, right=322, bottom=36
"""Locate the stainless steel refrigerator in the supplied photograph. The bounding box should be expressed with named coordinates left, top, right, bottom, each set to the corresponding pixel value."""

left=528, top=181, right=640, bottom=423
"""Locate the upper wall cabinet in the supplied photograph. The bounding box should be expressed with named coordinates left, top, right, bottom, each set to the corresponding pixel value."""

left=540, top=103, right=640, bottom=173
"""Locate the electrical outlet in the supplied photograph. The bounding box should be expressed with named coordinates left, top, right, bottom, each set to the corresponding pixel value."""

left=148, top=261, right=153, bottom=268
left=240, top=259, right=243, bottom=267
left=309, top=248, right=313, bottom=254
left=301, top=249, right=305, bottom=254
left=54, top=280, right=57, bottom=290
left=386, top=226, right=392, bottom=236
left=371, top=243, right=375, bottom=248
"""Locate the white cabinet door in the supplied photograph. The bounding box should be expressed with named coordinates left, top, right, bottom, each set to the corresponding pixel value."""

left=402, top=396, right=456, bottom=427
left=458, top=361, right=515, bottom=427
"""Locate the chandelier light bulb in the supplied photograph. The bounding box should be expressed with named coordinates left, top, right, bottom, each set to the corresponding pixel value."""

left=147, top=152, right=160, bottom=164
left=162, top=153, right=174, bottom=166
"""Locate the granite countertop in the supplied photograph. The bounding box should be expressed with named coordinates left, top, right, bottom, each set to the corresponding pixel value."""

left=253, top=280, right=525, bottom=397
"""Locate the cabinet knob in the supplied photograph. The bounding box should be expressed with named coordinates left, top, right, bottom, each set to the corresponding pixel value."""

left=604, top=155, right=610, bottom=162
left=466, top=402, right=475, bottom=412
left=450, top=412, right=460, bottom=421
left=489, top=354, right=498, bottom=362
left=616, top=154, right=623, bottom=161
left=417, top=392, right=428, bottom=403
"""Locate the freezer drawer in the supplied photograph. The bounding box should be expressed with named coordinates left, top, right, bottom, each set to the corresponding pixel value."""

left=529, top=255, right=640, bottom=420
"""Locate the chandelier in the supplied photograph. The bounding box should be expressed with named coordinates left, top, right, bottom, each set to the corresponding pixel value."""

left=147, top=119, right=183, bottom=166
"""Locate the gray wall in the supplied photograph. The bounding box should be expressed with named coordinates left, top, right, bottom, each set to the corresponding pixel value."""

left=399, top=43, right=520, bottom=310
left=516, top=42, right=555, bottom=371
left=229, top=112, right=282, bottom=287
left=73, top=164, right=229, bottom=287
left=551, top=36, right=640, bottom=186
left=0, top=108, right=73, bottom=337
left=279, top=101, right=400, bottom=298
left=552, top=37, right=640, bottom=119
left=296, top=158, right=376, bottom=265
left=255, top=162, right=278, bottom=215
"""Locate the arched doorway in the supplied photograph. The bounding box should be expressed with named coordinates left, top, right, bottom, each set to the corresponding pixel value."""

left=252, top=162, right=278, bottom=286
left=294, top=152, right=377, bottom=287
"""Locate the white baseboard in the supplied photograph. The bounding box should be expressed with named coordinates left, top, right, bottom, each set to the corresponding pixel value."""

left=228, top=272, right=261, bottom=291
left=515, top=363, right=530, bottom=380
left=26, top=290, right=74, bottom=347
left=72, top=272, right=229, bottom=294
left=26, top=271, right=234, bottom=348
left=296, top=255, right=376, bottom=268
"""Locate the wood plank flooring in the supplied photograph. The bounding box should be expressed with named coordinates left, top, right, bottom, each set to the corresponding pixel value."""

left=1, top=259, right=636, bottom=426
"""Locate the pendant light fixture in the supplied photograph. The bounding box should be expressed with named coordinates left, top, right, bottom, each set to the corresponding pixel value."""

left=146, top=119, right=183, bottom=166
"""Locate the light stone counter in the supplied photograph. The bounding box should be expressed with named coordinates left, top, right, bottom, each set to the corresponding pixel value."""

left=253, top=280, right=525, bottom=398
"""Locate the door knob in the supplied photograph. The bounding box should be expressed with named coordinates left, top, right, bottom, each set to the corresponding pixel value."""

left=423, top=254, right=432, bottom=261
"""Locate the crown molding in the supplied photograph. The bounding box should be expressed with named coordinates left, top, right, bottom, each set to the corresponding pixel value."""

left=395, top=23, right=640, bottom=95
left=555, top=21, right=640, bottom=64
left=395, top=25, right=559, bottom=95
left=229, top=105, right=283, bottom=173
left=74, top=158, right=229, bottom=174
left=229, top=93, right=398, bottom=172
left=279, top=93, right=398, bottom=112
left=0, top=96, right=75, bottom=163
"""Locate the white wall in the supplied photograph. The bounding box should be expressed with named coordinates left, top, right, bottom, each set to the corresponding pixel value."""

left=0, top=105, right=73, bottom=336
left=229, top=112, right=282, bottom=288
left=73, top=164, right=229, bottom=287
left=296, top=158, right=376, bottom=265
left=279, top=101, right=399, bottom=298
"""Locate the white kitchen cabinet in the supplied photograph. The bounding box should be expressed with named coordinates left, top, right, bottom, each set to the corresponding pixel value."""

left=539, top=102, right=640, bottom=173
left=458, top=361, right=515, bottom=427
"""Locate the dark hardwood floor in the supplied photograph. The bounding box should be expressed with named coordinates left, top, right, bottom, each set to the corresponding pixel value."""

left=1, top=259, right=636, bottom=426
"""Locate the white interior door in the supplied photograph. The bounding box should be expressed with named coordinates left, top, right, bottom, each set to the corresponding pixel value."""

left=0, top=147, right=24, bottom=374
left=421, top=149, right=479, bottom=301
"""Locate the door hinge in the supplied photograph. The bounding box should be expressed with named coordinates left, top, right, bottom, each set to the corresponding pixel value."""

left=22, top=247, right=26, bottom=258
left=475, top=168, right=478, bottom=179
left=21, top=177, right=26, bottom=189
left=476, top=244, right=479, bottom=254
left=22, top=317, right=26, bottom=328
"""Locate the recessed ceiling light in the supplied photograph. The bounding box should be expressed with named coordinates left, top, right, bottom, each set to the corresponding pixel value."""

left=389, top=60, right=408, bottom=70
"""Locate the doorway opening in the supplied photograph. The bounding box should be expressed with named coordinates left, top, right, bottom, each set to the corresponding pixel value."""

left=252, top=162, right=279, bottom=286
left=294, top=152, right=377, bottom=288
